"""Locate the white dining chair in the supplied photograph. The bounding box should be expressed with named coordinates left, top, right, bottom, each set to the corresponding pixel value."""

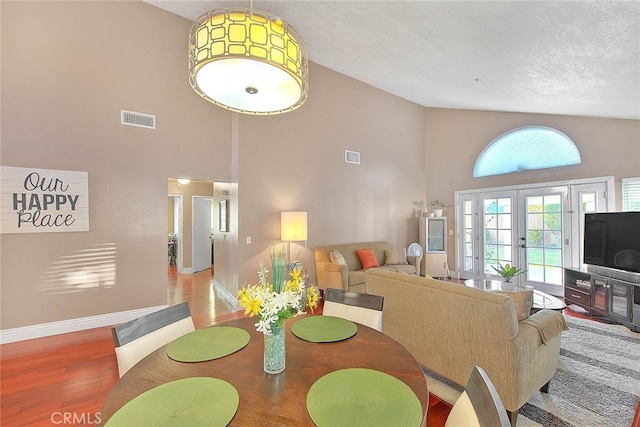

left=322, top=288, right=384, bottom=331
left=111, top=301, right=195, bottom=377
left=445, top=365, right=511, bottom=427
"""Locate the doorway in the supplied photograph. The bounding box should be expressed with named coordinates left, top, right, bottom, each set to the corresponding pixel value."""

left=167, top=179, right=214, bottom=275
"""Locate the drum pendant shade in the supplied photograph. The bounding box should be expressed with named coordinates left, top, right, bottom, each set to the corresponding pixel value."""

left=189, top=8, right=309, bottom=115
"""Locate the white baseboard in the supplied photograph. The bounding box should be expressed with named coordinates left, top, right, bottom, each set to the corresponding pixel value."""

left=213, top=279, right=239, bottom=311
left=0, top=305, right=168, bottom=344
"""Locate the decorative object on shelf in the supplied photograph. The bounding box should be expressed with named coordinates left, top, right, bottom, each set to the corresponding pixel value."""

left=188, top=6, right=308, bottom=115
left=237, top=258, right=318, bottom=374
left=492, top=262, right=526, bottom=290
left=430, top=200, right=449, bottom=217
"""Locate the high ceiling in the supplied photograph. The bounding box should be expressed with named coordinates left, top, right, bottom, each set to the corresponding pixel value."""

left=146, top=0, right=640, bottom=120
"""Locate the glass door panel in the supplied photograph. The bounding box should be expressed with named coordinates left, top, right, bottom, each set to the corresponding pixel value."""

left=610, top=281, right=632, bottom=320
left=519, top=188, right=568, bottom=295
left=482, top=194, right=515, bottom=276
left=456, top=194, right=477, bottom=278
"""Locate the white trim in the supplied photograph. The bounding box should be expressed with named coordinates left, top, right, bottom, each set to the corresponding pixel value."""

left=455, top=175, right=614, bottom=196
left=181, top=267, right=194, bottom=274
left=213, top=279, right=239, bottom=311
left=0, top=305, right=167, bottom=344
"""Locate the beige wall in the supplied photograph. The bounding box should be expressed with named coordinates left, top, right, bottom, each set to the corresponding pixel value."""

left=1, top=1, right=232, bottom=329
left=234, top=64, right=427, bottom=289
left=2, top=1, right=638, bottom=333
left=0, top=1, right=426, bottom=330
left=424, top=108, right=640, bottom=269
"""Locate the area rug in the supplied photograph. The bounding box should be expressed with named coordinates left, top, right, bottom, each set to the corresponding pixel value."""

left=423, top=314, right=640, bottom=426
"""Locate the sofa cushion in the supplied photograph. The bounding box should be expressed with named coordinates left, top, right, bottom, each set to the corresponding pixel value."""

left=384, top=248, right=408, bottom=265
left=495, top=290, right=533, bottom=321
left=356, top=249, right=379, bottom=270
left=329, top=250, right=347, bottom=266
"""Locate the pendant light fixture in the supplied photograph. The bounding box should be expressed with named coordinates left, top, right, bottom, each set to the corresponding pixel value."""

left=188, top=5, right=309, bottom=115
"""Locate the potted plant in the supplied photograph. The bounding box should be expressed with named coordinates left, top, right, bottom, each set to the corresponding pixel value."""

left=492, top=262, right=526, bottom=290
left=430, top=200, right=449, bottom=217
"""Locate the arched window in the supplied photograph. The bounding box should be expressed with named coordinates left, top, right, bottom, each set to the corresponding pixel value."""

left=473, top=126, right=581, bottom=177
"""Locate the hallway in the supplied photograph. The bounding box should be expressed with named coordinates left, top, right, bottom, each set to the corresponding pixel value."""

left=168, top=266, right=238, bottom=328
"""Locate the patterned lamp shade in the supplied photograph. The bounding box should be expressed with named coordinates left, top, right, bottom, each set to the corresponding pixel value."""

left=189, top=8, right=309, bottom=115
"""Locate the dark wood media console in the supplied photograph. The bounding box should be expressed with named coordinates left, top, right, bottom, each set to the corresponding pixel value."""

left=564, top=267, right=640, bottom=332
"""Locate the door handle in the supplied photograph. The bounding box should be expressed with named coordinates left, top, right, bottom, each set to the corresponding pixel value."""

left=519, top=244, right=526, bottom=248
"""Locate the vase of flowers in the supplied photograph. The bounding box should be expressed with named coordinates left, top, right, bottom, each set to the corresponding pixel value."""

left=238, top=245, right=318, bottom=374
left=263, top=323, right=286, bottom=374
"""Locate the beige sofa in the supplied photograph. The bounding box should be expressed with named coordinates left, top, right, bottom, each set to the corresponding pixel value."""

left=365, top=269, right=568, bottom=426
left=314, top=242, right=421, bottom=292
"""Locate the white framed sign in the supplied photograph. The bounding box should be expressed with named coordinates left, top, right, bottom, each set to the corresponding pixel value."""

left=0, top=166, right=89, bottom=234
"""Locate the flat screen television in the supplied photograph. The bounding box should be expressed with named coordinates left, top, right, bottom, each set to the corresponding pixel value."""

left=584, top=212, right=640, bottom=274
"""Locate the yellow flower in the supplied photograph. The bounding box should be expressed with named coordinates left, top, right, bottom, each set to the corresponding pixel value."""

left=285, top=270, right=301, bottom=293
left=238, top=287, right=261, bottom=317
left=306, top=286, right=319, bottom=312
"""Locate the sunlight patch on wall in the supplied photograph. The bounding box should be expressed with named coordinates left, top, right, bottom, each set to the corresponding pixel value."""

left=473, top=126, right=581, bottom=177
left=37, top=243, right=117, bottom=294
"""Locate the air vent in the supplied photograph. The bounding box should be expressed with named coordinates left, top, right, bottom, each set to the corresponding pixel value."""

left=345, top=150, right=361, bottom=164
left=121, top=110, right=156, bottom=129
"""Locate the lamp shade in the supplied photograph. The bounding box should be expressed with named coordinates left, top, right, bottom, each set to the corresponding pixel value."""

left=189, top=8, right=309, bottom=115
left=281, top=211, right=307, bottom=242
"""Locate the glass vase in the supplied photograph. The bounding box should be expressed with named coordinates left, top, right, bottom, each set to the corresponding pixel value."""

left=264, top=324, right=285, bottom=374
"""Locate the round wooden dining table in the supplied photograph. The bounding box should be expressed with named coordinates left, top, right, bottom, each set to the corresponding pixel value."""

left=99, top=315, right=429, bottom=426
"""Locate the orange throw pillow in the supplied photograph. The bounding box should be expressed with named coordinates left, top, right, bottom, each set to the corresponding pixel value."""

left=356, top=249, right=379, bottom=270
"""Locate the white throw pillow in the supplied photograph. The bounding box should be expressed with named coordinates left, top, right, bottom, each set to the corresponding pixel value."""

left=329, top=250, right=347, bottom=266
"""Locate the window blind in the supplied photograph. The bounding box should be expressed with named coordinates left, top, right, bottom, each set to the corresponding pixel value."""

left=622, top=177, right=640, bottom=211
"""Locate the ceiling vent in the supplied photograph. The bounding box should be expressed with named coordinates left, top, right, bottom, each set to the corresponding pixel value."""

left=121, top=110, right=156, bottom=129
left=345, top=150, right=361, bottom=164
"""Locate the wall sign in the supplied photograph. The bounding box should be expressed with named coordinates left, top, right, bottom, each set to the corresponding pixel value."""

left=0, top=166, right=89, bottom=234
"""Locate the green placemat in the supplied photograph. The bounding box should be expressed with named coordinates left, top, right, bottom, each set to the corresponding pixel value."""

left=307, top=368, right=423, bottom=427
left=291, top=316, right=357, bottom=342
left=167, top=326, right=250, bottom=362
left=104, top=377, right=238, bottom=426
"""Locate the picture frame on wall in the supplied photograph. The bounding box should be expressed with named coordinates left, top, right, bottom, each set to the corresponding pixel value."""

left=219, top=199, right=229, bottom=232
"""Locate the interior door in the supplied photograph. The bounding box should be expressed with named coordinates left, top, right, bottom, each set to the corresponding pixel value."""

left=518, top=187, right=568, bottom=295
left=192, top=197, right=212, bottom=273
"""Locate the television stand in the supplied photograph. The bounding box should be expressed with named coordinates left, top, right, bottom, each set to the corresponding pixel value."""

left=564, top=267, right=640, bottom=332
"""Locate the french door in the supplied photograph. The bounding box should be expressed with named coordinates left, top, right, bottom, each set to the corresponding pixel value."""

left=518, top=187, right=568, bottom=294
left=456, top=178, right=611, bottom=296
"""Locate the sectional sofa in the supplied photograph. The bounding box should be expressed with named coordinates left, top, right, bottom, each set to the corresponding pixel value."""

left=314, top=241, right=421, bottom=292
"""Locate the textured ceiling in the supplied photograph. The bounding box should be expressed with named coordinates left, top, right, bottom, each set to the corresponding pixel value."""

left=146, top=0, right=640, bottom=120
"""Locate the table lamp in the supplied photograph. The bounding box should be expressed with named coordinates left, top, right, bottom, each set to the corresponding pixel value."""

left=281, top=211, right=307, bottom=266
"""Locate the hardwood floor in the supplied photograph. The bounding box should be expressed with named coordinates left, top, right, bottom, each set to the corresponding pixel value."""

left=1, top=269, right=637, bottom=426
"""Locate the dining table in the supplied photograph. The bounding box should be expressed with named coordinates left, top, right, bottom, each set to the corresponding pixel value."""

left=99, top=314, right=429, bottom=426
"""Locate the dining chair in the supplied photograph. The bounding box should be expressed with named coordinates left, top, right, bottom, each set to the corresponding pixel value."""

left=111, top=301, right=195, bottom=377
left=445, top=365, right=511, bottom=427
left=322, top=288, right=384, bottom=331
